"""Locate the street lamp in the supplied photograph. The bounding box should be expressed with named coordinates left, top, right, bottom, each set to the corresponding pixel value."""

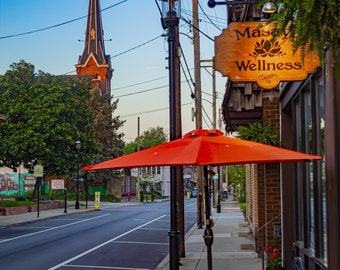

left=75, top=140, right=81, bottom=209
left=159, top=1, right=181, bottom=269
left=262, top=1, right=277, bottom=13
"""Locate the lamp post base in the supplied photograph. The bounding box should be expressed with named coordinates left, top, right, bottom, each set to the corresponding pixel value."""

left=64, top=189, right=67, bottom=213
left=217, top=204, right=221, bottom=213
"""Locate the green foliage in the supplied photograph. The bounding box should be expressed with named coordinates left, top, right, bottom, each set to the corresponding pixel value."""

left=124, top=142, right=138, bottom=154
left=265, top=0, right=340, bottom=67
left=124, top=126, right=167, bottom=154
left=88, top=90, right=125, bottom=181
left=0, top=200, right=36, bottom=207
left=77, top=84, right=125, bottom=184
left=90, top=91, right=125, bottom=161
left=236, top=122, right=280, bottom=146
left=0, top=61, right=97, bottom=175
left=231, top=122, right=280, bottom=203
left=0, top=193, right=121, bottom=207
left=227, top=164, right=246, bottom=202
left=240, top=202, right=246, bottom=216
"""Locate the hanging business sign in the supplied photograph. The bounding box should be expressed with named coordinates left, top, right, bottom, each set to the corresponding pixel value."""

left=214, top=22, right=320, bottom=89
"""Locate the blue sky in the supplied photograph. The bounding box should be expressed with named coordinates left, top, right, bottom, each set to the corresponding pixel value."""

left=0, top=0, right=228, bottom=142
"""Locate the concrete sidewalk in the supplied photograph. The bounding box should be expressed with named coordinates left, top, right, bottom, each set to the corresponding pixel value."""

left=157, top=200, right=263, bottom=270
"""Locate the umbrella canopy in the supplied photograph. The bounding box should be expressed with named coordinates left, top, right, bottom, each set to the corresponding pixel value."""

left=83, top=129, right=321, bottom=171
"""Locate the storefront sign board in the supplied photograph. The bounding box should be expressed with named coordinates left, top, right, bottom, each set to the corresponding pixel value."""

left=215, top=22, right=320, bottom=89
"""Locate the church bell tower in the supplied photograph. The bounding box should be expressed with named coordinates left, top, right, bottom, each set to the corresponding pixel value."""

left=75, top=0, right=112, bottom=94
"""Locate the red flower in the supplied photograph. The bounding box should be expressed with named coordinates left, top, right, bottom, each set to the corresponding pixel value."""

left=266, top=246, right=281, bottom=269
left=266, top=246, right=273, bottom=253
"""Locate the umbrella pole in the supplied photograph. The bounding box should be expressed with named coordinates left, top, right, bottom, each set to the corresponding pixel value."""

left=217, top=167, right=221, bottom=213
left=203, top=165, right=214, bottom=270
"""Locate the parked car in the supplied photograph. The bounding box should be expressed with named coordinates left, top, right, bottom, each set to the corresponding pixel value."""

left=191, top=188, right=197, bottom=197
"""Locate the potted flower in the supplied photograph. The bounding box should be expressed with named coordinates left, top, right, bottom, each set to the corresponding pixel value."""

left=266, top=246, right=282, bottom=270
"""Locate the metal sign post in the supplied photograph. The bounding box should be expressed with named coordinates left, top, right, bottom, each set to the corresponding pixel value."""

left=34, top=165, right=43, bottom=218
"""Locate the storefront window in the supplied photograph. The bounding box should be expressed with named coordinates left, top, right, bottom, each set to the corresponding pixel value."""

left=293, top=96, right=304, bottom=246
left=292, top=71, right=326, bottom=267
left=315, top=74, right=327, bottom=263
left=303, top=87, right=315, bottom=253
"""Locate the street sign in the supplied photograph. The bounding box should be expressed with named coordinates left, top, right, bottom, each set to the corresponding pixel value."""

left=34, top=165, right=43, bottom=177
left=51, top=179, right=65, bottom=190
left=95, top=191, right=100, bottom=209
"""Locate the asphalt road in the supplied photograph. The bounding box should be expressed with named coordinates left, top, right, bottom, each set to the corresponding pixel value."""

left=0, top=200, right=197, bottom=270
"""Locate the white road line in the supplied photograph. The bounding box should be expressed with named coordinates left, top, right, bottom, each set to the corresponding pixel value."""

left=48, top=215, right=166, bottom=270
left=0, top=214, right=110, bottom=244
left=113, top=240, right=168, bottom=246
left=139, top=227, right=168, bottom=231
left=66, top=264, right=148, bottom=269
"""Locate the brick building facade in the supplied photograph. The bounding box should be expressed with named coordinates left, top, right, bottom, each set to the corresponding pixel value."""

left=243, top=91, right=282, bottom=256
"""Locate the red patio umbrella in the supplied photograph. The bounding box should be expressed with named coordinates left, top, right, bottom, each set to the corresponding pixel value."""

left=83, top=128, right=321, bottom=270
left=83, top=129, right=321, bottom=171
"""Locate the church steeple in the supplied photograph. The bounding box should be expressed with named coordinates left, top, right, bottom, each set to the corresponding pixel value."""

left=76, top=0, right=112, bottom=94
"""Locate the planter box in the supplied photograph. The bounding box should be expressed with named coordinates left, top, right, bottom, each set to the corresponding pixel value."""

left=1, top=201, right=64, bottom=215
left=28, top=202, right=62, bottom=212
left=1, top=205, right=28, bottom=216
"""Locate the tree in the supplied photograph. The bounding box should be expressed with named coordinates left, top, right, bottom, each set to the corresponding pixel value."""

left=89, top=90, right=125, bottom=162
left=0, top=61, right=125, bottom=179
left=86, top=90, right=125, bottom=184
left=227, top=164, right=246, bottom=202
left=124, top=126, right=167, bottom=154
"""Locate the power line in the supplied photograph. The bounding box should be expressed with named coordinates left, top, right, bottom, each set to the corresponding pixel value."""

left=120, top=102, right=192, bottom=118
left=62, top=35, right=162, bottom=75
left=198, top=1, right=222, bottom=31
left=181, top=9, right=226, bottom=30
left=110, top=35, right=162, bottom=59
left=121, top=107, right=168, bottom=118
left=202, top=104, right=213, bottom=128
left=112, top=76, right=168, bottom=91
left=180, top=62, right=195, bottom=98
left=0, top=0, right=127, bottom=40
left=114, top=84, right=168, bottom=98
left=179, top=43, right=195, bottom=98
left=114, top=79, right=197, bottom=99
left=180, top=17, right=214, bottom=42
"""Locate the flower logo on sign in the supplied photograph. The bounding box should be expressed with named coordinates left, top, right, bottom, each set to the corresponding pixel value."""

left=250, top=39, right=285, bottom=58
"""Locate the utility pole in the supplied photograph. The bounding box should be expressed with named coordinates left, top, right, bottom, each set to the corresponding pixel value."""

left=201, top=57, right=218, bottom=208
left=193, top=0, right=204, bottom=228
left=217, top=109, right=222, bottom=213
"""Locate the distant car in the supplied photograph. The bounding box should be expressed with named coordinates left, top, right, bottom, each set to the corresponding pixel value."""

left=191, top=188, right=197, bottom=197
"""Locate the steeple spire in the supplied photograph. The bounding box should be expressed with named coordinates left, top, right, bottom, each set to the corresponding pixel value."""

left=76, top=0, right=112, bottom=94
